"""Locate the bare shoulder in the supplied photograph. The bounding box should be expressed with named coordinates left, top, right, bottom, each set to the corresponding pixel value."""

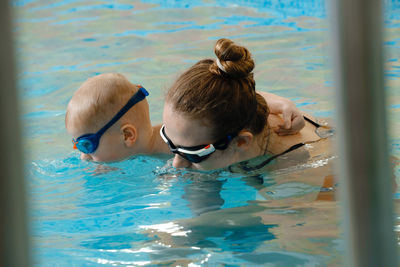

left=267, top=113, right=325, bottom=153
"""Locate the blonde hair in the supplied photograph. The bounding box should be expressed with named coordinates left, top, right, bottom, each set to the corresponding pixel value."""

left=166, top=38, right=269, bottom=140
left=65, top=73, right=144, bottom=132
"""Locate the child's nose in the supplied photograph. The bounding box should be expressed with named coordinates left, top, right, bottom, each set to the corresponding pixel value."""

left=80, top=153, right=92, bottom=161
left=172, top=154, right=192, bottom=168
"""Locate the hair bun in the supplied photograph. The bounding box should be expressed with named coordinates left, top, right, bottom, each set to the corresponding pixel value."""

left=213, top=38, right=254, bottom=78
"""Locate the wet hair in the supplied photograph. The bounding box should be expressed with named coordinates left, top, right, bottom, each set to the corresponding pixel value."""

left=65, top=73, right=144, bottom=132
left=166, top=38, right=269, bottom=141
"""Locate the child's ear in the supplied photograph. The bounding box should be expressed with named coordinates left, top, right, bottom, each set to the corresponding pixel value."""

left=235, top=130, right=253, bottom=151
left=121, top=124, right=137, bottom=147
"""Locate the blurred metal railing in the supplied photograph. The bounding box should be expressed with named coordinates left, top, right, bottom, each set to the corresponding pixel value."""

left=0, top=1, right=30, bottom=266
left=330, top=0, right=398, bottom=266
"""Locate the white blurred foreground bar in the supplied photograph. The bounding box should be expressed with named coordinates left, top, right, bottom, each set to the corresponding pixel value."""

left=329, top=0, right=398, bottom=266
left=0, top=1, right=30, bottom=266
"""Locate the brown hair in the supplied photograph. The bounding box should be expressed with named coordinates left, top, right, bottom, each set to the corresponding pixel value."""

left=166, top=38, right=269, bottom=142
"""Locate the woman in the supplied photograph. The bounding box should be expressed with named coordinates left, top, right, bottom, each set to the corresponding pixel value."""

left=161, top=38, right=329, bottom=170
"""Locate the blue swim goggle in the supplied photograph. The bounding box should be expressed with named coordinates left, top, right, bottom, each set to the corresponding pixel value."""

left=72, top=86, right=149, bottom=154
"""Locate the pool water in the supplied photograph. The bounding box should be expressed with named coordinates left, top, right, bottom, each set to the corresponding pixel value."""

left=13, top=0, right=400, bottom=266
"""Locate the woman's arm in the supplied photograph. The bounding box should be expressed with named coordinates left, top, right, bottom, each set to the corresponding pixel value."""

left=257, top=91, right=305, bottom=135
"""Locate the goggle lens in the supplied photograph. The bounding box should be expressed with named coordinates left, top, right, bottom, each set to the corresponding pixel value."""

left=166, top=141, right=208, bottom=163
left=72, top=134, right=99, bottom=154
left=180, top=153, right=210, bottom=163
left=76, top=139, right=95, bottom=154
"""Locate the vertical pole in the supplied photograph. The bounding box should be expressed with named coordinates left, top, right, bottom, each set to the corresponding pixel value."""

left=0, top=1, right=30, bottom=266
left=330, top=0, right=398, bottom=266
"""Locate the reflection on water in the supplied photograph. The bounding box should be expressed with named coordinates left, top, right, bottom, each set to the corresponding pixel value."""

left=15, top=0, right=400, bottom=266
left=30, top=150, right=341, bottom=265
left=134, top=161, right=339, bottom=266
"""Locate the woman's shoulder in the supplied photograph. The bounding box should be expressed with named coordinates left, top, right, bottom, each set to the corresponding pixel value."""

left=267, top=113, right=333, bottom=154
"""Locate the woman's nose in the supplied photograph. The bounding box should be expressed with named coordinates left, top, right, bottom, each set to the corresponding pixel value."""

left=80, top=153, right=92, bottom=161
left=172, top=154, right=192, bottom=168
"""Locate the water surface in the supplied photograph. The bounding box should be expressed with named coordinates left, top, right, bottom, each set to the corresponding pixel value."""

left=13, top=0, right=400, bottom=266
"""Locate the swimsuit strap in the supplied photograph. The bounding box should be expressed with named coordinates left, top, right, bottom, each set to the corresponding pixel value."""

left=303, top=115, right=321, bottom=128
left=235, top=142, right=306, bottom=172
left=228, top=115, right=331, bottom=173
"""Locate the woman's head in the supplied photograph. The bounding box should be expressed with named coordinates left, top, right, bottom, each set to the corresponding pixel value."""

left=163, top=38, right=269, bottom=170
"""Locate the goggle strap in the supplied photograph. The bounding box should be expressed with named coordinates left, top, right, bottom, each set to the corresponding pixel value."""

left=159, top=125, right=169, bottom=144
left=96, top=86, right=149, bottom=137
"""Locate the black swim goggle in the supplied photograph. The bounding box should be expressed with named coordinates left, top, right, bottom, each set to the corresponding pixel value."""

left=160, top=125, right=235, bottom=163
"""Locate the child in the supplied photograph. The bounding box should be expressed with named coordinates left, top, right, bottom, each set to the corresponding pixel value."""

left=66, top=73, right=305, bottom=162
left=65, top=73, right=169, bottom=162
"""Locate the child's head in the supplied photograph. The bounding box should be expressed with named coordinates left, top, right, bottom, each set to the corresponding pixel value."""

left=65, top=73, right=152, bottom=162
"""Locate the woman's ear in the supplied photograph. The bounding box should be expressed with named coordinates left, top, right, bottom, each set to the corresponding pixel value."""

left=121, top=124, right=137, bottom=147
left=235, top=130, right=253, bottom=150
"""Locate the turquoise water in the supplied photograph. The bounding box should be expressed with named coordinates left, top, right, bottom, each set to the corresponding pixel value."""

left=14, top=0, right=400, bottom=266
